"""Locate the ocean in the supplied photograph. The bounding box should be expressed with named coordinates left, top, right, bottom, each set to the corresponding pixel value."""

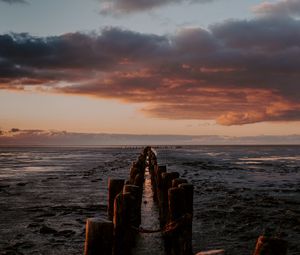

left=0, top=146, right=299, bottom=254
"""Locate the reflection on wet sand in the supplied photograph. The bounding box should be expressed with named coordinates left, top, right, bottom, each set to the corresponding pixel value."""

left=132, top=168, right=164, bottom=255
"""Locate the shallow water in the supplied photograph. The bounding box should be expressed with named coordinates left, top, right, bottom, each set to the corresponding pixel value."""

left=0, top=145, right=299, bottom=254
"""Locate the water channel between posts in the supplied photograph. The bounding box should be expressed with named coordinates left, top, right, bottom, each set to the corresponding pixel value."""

left=132, top=166, right=164, bottom=255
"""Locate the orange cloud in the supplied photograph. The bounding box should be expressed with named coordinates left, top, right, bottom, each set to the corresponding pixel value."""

left=253, top=0, right=300, bottom=17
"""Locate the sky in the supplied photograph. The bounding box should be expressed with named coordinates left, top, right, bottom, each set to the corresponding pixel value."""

left=0, top=0, right=300, bottom=144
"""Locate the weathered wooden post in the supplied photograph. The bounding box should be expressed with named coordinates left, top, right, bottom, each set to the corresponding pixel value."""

left=84, top=217, right=114, bottom=255
left=168, top=187, right=186, bottom=223
left=156, top=165, right=167, bottom=189
left=108, top=178, right=125, bottom=220
left=123, top=184, right=142, bottom=227
left=134, top=173, right=144, bottom=188
left=113, top=192, right=134, bottom=255
left=179, top=183, right=194, bottom=255
left=129, top=162, right=138, bottom=184
left=149, top=151, right=157, bottom=169
left=149, top=163, right=155, bottom=183
left=252, top=236, right=287, bottom=255
left=155, top=165, right=167, bottom=228
left=179, top=183, right=193, bottom=215
left=113, top=192, right=124, bottom=255
left=137, top=154, right=146, bottom=174
left=172, top=178, right=188, bottom=188
left=160, top=172, right=180, bottom=227
left=167, top=172, right=180, bottom=186
left=122, top=192, right=136, bottom=252
left=167, top=187, right=187, bottom=255
left=148, top=154, right=157, bottom=187
left=150, top=164, right=159, bottom=200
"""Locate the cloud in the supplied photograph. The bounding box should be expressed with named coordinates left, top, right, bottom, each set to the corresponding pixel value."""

left=253, top=0, right=300, bottom=17
left=99, top=0, right=215, bottom=15
left=1, top=16, right=300, bottom=125
left=10, top=128, right=20, bottom=132
left=0, top=0, right=27, bottom=4
left=0, top=129, right=299, bottom=145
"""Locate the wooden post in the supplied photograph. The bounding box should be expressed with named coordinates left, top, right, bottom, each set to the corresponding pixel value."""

left=134, top=173, right=144, bottom=188
left=123, top=184, right=141, bottom=227
left=168, top=187, right=186, bottom=222
left=179, top=183, right=194, bottom=215
left=253, top=236, right=287, bottom=255
left=167, top=172, right=180, bottom=186
left=149, top=164, right=156, bottom=186
left=84, top=217, right=113, bottom=255
left=161, top=172, right=176, bottom=188
left=113, top=192, right=124, bottom=255
left=172, top=178, right=188, bottom=188
left=129, top=162, right=138, bottom=184
left=156, top=165, right=167, bottom=228
left=122, top=192, right=136, bottom=252
left=108, top=178, right=125, bottom=220
left=156, top=165, right=167, bottom=190
left=160, top=172, right=180, bottom=227
left=179, top=183, right=194, bottom=255
left=123, top=184, right=140, bottom=195
left=167, top=187, right=187, bottom=255
left=113, top=192, right=134, bottom=255
left=149, top=150, right=157, bottom=168
left=136, top=154, right=146, bottom=173
left=151, top=164, right=159, bottom=201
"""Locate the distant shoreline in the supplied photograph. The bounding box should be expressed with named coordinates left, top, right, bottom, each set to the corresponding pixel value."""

left=1, top=144, right=300, bottom=148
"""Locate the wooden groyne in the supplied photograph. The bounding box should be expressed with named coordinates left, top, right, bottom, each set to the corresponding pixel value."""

left=83, top=146, right=287, bottom=255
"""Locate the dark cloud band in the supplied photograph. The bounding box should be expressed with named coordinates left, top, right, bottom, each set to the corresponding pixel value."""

left=0, top=0, right=27, bottom=4
left=99, top=0, right=215, bottom=15
left=1, top=16, right=300, bottom=125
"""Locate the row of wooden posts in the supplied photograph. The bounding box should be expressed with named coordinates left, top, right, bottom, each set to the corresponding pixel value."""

left=84, top=146, right=149, bottom=255
left=83, top=146, right=194, bottom=255
left=148, top=150, right=194, bottom=255
left=83, top=146, right=288, bottom=255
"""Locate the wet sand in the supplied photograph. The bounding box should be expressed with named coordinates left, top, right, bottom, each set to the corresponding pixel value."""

left=132, top=168, right=164, bottom=255
left=0, top=146, right=299, bottom=254
left=0, top=147, right=137, bottom=255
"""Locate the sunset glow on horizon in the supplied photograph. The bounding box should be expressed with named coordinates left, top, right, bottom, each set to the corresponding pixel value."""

left=1, top=0, right=300, bottom=144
